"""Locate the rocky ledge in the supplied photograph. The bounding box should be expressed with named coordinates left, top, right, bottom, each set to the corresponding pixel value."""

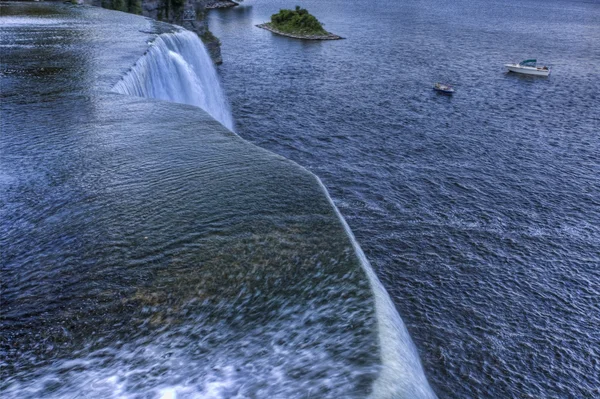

left=206, top=1, right=239, bottom=9
left=256, top=23, right=343, bottom=40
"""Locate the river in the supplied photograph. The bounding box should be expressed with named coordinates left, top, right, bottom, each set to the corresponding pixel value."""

left=208, top=0, right=600, bottom=397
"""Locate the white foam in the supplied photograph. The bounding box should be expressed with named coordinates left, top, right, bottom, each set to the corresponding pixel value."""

left=0, top=17, right=66, bottom=26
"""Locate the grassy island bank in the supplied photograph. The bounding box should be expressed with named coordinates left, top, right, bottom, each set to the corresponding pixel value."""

left=257, top=6, right=342, bottom=40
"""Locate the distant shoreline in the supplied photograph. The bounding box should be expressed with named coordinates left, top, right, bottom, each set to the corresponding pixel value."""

left=256, top=23, right=343, bottom=40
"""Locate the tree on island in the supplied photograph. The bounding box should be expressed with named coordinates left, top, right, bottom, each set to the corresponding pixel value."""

left=270, top=6, right=328, bottom=36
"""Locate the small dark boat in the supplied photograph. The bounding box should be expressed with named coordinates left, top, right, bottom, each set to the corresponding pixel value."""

left=433, top=82, right=455, bottom=94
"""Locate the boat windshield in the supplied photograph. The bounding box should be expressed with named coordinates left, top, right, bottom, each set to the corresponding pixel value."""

left=520, top=59, right=537, bottom=66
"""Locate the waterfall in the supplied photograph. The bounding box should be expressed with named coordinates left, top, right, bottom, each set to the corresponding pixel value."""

left=316, top=177, right=438, bottom=399
left=110, top=25, right=436, bottom=399
left=113, top=30, right=234, bottom=131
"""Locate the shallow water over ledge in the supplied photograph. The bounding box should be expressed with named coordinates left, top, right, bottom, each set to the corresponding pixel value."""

left=1, top=3, right=435, bottom=398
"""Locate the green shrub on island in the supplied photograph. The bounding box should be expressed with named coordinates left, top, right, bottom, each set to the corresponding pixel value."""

left=270, top=6, right=328, bottom=36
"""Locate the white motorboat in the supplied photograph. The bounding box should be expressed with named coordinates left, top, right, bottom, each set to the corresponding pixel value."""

left=505, top=59, right=550, bottom=76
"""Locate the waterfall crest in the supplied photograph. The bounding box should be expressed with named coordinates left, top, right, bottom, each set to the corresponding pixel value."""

left=113, top=30, right=234, bottom=131
left=315, top=178, right=438, bottom=399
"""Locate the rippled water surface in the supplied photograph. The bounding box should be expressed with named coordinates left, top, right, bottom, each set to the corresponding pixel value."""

left=208, top=0, right=600, bottom=397
left=1, top=2, right=436, bottom=398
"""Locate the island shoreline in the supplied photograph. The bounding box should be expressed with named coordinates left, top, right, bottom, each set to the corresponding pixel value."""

left=256, top=23, right=344, bottom=40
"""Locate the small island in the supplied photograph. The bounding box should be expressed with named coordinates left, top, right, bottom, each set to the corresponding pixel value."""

left=257, top=6, right=343, bottom=40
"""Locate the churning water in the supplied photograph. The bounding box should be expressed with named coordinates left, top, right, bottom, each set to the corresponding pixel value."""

left=1, top=3, right=436, bottom=399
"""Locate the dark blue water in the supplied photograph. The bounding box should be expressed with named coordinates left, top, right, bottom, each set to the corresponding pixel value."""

left=209, top=0, right=600, bottom=397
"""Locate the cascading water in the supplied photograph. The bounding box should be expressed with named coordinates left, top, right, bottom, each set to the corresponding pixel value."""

left=3, top=5, right=438, bottom=399
left=110, top=26, right=437, bottom=399
left=113, top=30, right=234, bottom=131
left=315, top=178, right=437, bottom=399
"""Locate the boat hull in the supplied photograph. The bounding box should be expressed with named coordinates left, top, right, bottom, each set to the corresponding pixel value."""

left=433, top=83, right=454, bottom=94
left=505, top=64, right=550, bottom=76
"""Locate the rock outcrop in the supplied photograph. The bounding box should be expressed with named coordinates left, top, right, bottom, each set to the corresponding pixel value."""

left=205, top=0, right=238, bottom=9
left=84, top=0, right=224, bottom=63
